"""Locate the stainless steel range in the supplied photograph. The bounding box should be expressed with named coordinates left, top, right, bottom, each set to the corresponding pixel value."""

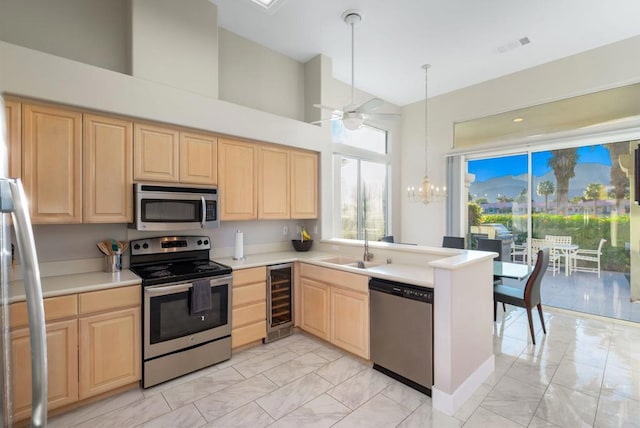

left=129, top=236, right=232, bottom=388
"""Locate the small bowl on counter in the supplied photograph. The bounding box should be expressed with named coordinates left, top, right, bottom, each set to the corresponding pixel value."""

left=291, top=239, right=313, bottom=252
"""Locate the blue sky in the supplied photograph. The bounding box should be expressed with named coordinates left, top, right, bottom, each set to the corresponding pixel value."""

left=468, top=145, right=612, bottom=182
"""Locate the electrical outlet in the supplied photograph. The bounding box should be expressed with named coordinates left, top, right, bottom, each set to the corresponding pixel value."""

left=283, top=226, right=288, bottom=235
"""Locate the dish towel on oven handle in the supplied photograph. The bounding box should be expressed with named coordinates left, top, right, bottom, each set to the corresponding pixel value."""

left=190, top=279, right=212, bottom=316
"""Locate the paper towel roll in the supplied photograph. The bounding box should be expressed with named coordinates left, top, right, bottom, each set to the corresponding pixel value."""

left=234, top=230, right=244, bottom=260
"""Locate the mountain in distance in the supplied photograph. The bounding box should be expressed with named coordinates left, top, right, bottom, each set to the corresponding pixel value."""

left=470, top=163, right=614, bottom=203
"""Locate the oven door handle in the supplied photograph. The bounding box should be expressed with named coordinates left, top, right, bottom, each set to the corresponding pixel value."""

left=201, top=196, right=206, bottom=229
left=145, top=282, right=194, bottom=296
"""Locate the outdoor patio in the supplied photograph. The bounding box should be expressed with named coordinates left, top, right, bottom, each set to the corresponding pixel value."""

left=502, top=269, right=640, bottom=323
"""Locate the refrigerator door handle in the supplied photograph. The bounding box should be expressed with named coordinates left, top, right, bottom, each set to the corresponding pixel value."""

left=8, top=178, right=48, bottom=427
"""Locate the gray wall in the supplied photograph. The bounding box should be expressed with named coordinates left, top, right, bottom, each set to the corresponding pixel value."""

left=0, top=0, right=130, bottom=73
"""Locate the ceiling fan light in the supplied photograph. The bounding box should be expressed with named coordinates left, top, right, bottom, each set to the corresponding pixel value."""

left=343, top=116, right=363, bottom=130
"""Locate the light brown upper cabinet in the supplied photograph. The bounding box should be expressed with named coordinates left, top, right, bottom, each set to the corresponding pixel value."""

left=22, top=103, right=83, bottom=224
left=290, top=150, right=318, bottom=219
left=133, top=122, right=180, bottom=182
left=83, top=114, right=133, bottom=223
left=5, top=99, right=21, bottom=178
left=179, top=131, right=218, bottom=185
left=258, top=145, right=290, bottom=219
left=218, top=138, right=258, bottom=221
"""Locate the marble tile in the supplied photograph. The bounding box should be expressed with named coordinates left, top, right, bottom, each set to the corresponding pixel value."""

left=143, top=364, right=220, bottom=398
left=535, top=383, right=598, bottom=427
left=452, top=383, right=492, bottom=422
left=462, top=406, right=523, bottom=428
left=263, top=351, right=328, bottom=386
left=194, top=374, right=278, bottom=421
left=138, top=404, right=206, bottom=428
left=493, top=335, right=529, bottom=357
left=517, top=336, right=569, bottom=365
left=594, top=390, right=640, bottom=428
left=49, top=388, right=145, bottom=427
left=527, top=416, right=562, bottom=427
left=564, top=342, right=610, bottom=369
left=314, top=354, right=369, bottom=385
left=327, top=368, right=392, bottom=410
left=255, top=373, right=332, bottom=420
left=504, top=358, right=558, bottom=387
left=203, top=401, right=273, bottom=428
left=232, top=349, right=300, bottom=378
left=602, top=363, right=640, bottom=401
left=331, top=393, right=412, bottom=428
left=312, top=343, right=346, bottom=361
left=480, top=374, right=546, bottom=426
left=162, top=366, right=245, bottom=409
left=266, top=393, right=350, bottom=428
left=551, top=359, right=604, bottom=397
left=74, top=394, right=170, bottom=428
left=285, top=335, right=324, bottom=354
left=396, top=402, right=462, bottom=428
left=380, top=380, right=429, bottom=412
left=484, top=353, right=518, bottom=386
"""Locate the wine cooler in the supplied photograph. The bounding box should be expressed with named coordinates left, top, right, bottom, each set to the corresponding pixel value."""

left=265, top=263, right=294, bottom=343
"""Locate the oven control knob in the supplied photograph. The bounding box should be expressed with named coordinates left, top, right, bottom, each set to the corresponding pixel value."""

left=133, top=244, right=140, bottom=250
left=204, top=240, right=209, bottom=245
left=197, top=239, right=203, bottom=245
left=142, top=243, right=149, bottom=249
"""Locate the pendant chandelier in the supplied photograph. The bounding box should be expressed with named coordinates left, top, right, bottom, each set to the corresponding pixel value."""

left=408, top=64, right=446, bottom=204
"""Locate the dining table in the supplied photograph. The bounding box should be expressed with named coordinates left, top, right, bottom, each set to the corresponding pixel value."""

left=553, top=243, right=579, bottom=276
left=493, top=261, right=532, bottom=281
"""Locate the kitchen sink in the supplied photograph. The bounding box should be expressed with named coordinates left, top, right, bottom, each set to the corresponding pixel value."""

left=319, top=257, right=384, bottom=269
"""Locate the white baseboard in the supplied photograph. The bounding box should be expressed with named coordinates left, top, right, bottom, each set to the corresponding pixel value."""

left=432, top=355, right=495, bottom=416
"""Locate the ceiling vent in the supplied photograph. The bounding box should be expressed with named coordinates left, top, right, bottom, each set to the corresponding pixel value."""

left=497, top=36, right=531, bottom=53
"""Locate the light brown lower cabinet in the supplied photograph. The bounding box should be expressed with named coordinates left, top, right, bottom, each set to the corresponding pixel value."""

left=8, top=285, right=141, bottom=423
left=78, top=307, right=141, bottom=399
left=232, top=267, right=267, bottom=348
left=299, top=264, right=369, bottom=359
left=10, top=319, right=79, bottom=421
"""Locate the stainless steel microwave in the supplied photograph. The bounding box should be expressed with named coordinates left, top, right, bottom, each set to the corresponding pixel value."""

left=131, top=183, right=220, bottom=231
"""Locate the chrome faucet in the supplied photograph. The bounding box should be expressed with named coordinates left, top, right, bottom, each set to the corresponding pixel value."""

left=363, top=229, right=373, bottom=262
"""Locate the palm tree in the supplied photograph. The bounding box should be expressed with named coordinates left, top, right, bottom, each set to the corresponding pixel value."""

left=536, top=180, right=555, bottom=212
left=548, top=148, right=578, bottom=214
left=583, top=183, right=604, bottom=213
left=605, top=141, right=630, bottom=211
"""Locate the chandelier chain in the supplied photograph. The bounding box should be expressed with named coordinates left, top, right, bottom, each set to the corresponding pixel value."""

left=423, top=64, right=430, bottom=178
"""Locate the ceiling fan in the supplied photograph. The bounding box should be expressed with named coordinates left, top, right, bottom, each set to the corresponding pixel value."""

left=313, top=10, right=399, bottom=130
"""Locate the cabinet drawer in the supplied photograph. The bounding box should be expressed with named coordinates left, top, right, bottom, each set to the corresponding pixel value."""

left=233, top=283, right=266, bottom=308
left=300, top=263, right=368, bottom=293
left=233, top=266, right=266, bottom=286
left=79, top=285, right=140, bottom=314
left=10, top=294, right=77, bottom=329
left=232, top=302, right=266, bottom=328
left=232, top=321, right=266, bottom=349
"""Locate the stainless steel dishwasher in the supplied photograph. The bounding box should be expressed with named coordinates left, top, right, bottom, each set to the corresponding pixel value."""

left=369, top=277, right=433, bottom=395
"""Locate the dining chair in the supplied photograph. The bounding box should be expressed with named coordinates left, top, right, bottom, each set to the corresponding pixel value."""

left=442, top=236, right=465, bottom=249
left=477, top=238, right=502, bottom=260
left=494, top=247, right=549, bottom=345
left=531, top=237, right=559, bottom=275
left=468, top=233, right=488, bottom=249
left=544, top=235, right=574, bottom=273
left=571, top=238, right=606, bottom=278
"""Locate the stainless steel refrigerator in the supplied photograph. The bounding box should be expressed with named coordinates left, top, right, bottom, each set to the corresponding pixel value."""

left=1, top=95, right=48, bottom=426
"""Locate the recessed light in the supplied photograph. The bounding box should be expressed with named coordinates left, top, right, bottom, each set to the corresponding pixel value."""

left=513, top=117, right=524, bottom=123
left=251, top=0, right=282, bottom=9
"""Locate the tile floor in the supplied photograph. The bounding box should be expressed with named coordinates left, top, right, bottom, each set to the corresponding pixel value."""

left=50, top=308, right=640, bottom=428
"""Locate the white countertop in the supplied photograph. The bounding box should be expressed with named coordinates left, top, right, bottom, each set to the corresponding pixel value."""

left=9, top=270, right=141, bottom=303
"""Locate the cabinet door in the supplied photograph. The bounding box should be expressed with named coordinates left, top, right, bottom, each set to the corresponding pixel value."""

left=300, top=278, right=329, bottom=340
left=83, top=114, right=133, bottom=223
left=231, top=267, right=266, bottom=349
left=10, top=319, right=79, bottom=421
left=258, top=145, right=290, bottom=219
left=5, top=99, right=21, bottom=178
left=179, top=131, right=217, bottom=185
left=23, top=103, right=82, bottom=223
left=133, top=122, right=179, bottom=182
left=78, top=307, right=141, bottom=399
left=330, top=287, right=369, bottom=359
left=290, top=150, right=318, bottom=219
left=218, top=138, right=257, bottom=220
